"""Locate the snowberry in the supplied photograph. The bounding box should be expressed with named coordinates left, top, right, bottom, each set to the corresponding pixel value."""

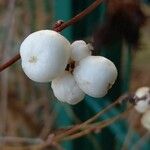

left=20, top=30, right=71, bottom=83
left=73, top=56, right=118, bottom=98
left=141, top=110, right=150, bottom=131
left=71, top=40, right=91, bottom=61
left=134, top=87, right=150, bottom=113
left=51, top=71, right=85, bottom=105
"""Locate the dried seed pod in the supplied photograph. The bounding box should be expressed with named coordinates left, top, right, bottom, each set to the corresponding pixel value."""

left=51, top=71, right=85, bottom=105
left=73, top=56, right=118, bottom=98
left=20, top=30, right=71, bottom=82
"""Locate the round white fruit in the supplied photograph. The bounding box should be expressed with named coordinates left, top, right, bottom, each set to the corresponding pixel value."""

left=51, top=71, right=85, bottom=105
left=71, top=40, right=91, bottom=61
left=141, top=110, right=150, bottom=131
left=134, top=87, right=150, bottom=113
left=20, top=30, right=71, bottom=83
left=73, top=56, right=118, bottom=98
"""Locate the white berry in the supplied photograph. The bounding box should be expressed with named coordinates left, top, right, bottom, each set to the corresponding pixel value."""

left=51, top=71, right=85, bottom=105
left=20, top=30, right=71, bottom=83
left=141, top=110, right=150, bottom=131
left=73, top=56, right=118, bottom=98
left=71, top=40, right=91, bottom=61
left=134, top=87, right=150, bottom=113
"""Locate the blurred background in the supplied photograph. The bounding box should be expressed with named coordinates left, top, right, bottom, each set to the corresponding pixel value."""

left=0, top=0, right=150, bottom=150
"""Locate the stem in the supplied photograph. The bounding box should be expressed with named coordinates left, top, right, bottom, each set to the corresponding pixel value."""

left=0, top=0, right=102, bottom=72
left=0, top=105, right=132, bottom=149
left=62, top=108, right=130, bottom=141
left=0, top=54, right=20, bottom=72
left=55, top=0, right=102, bottom=32
left=63, top=117, right=119, bottom=141
left=53, top=95, right=125, bottom=142
left=0, top=136, right=44, bottom=145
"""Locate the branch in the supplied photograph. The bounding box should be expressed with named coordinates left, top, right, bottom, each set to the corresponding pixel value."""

left=0, top=93, right=133, bottom=149
left=0, top=107, right=131, bottom=149
left=0, top=0, right=102, bottom=72
left=54, top=0, right=102, bottom=32
left=52, top=94, right=125, bottom=142
left=63, top=110, right=128, bottom=141
left=0, top=136, right=44, bottom=145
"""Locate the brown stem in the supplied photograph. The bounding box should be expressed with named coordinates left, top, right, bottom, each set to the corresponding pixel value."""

left=0, top=136, right=44, bottom=145
left=63, top=115, right=121, bottom=141
left=0, top=0, right=102, bottom=72
left=54, top=0, right=102, bottom=32
left=0, top=54, right=20, bottom=72
left=53, top=95, right=124, bottom=142
left=0, top=106, right=132, bottom=149
left=62, top=107, right=132, bottom=141
left=0, top=107, right=132, bottom=149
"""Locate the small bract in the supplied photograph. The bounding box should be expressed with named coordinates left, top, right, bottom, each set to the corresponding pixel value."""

left=51, top=71, right=85, bottom=105
left=71, top=40, right=91, bottom=61
left=20, top=30, right=71, bottom=82
left=73, top=56, right=118, bottom=98
left=134, top=87, right=150, bottom=113
left=141, top=110, right=150, bottom=131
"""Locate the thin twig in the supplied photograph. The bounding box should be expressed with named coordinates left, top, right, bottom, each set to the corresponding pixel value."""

left=0, top=102, right=132, bottom=149
left=53, top=95, right=124, bottom=142
left=63, top=115, right=122, bottom=141
left=54, top=0, right=102, bottom=32
left=0, top=54, right=20, bottom=72
left=0, top=0, right=102, bottom=72
left=0, top=136, right=44, bottom=145
left=62, top=107, right=132, bottom=141
left=0, top=0, right=16, bottom=139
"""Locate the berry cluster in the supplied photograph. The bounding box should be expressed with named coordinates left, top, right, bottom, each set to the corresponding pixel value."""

left=20, top=30, right=118, bottom=105
left=134, top=87, right=150, bottom=131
